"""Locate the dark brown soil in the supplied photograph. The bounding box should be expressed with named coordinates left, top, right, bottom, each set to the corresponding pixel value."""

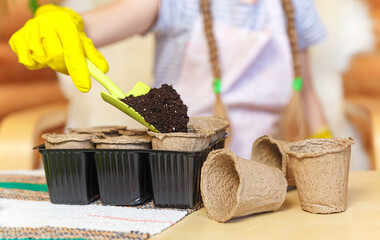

left=121, top=84, right=189, bottom=133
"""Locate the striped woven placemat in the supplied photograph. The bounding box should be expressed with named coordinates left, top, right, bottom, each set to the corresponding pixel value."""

left=0, top=174, right=199, bottom=240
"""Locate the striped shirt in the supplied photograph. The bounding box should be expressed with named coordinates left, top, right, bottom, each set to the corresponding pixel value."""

left=150, top=0, right=326, bottom=87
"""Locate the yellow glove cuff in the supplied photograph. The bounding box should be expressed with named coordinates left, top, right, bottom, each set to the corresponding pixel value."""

left=310, top=125, right=333, bottom=139
left=34, top=4, right=84, bottom=31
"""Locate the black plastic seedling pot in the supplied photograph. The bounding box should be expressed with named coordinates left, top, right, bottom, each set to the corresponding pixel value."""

left=37, top=146, right=99, bottom=205
left=149, top=137, right=226, bottom=209
left=94, top=150, right=152, bottom=205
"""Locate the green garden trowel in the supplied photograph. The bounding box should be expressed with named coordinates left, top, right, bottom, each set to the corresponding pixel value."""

left=86, top=58, right=159, bottom=133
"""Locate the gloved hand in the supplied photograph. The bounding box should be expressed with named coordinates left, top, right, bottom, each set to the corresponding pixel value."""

left=9, top=4, right=108, bottom=92
left=310, top=125, right=333, bottom=138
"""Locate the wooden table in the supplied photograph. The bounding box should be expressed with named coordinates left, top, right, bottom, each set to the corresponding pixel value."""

left=152, top=171, right=380, bottom=240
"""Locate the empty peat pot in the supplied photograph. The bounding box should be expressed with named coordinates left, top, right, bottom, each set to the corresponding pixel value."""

left=188, top=116, right=229, bottom=142
left=118, top=128, right=149, bottom=136
left=284, top=137, right=354, bottom=214
left=67, top=126, right=127, bottom=137
left=148, top=129, right=215, bottom=151
left=251, top=135, right=295, bottom=187
left=91, top=135, right=151, bottom=149
left=42, top=133, right=95, bottom=149
left=201, top=149, right=287, bottom=222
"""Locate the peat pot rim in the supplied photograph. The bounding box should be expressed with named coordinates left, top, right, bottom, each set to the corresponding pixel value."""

left=251, top=135, right=289, bottom=174
left=147, top=129, right=215, bottom=140
left=284, top=137, right=354, bottom=158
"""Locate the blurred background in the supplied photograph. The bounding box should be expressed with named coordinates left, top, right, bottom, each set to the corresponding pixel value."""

left=0, top=0, right=379, bottom=171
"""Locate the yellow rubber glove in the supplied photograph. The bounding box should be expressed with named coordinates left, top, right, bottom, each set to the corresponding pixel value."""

left=310, top=125, right=333, bottom=138
left=9, top=4, right=108, bottom=92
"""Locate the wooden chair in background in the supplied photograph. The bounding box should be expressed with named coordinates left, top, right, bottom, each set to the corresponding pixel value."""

left=0, top=0, right=68, bottom=170
left=343, top=55, right=380, bottom=171
left=343, top=0, right=380, bottom=170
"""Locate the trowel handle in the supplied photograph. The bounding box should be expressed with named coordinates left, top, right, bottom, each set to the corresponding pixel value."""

left=86, top=58, right=126, bottom=99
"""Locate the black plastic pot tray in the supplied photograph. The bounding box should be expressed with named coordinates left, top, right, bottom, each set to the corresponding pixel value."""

left=35, top=135, right=226, bottom=208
